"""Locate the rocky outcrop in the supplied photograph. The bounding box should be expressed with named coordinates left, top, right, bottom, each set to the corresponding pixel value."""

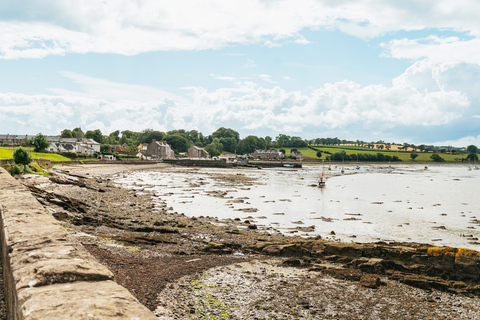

left=0, top=168, right=158, bottom=319
left=249, top=239, right=480, bottom=295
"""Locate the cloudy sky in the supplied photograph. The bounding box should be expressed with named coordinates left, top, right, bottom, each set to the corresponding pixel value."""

left=1, top=1, right=480, bottom=147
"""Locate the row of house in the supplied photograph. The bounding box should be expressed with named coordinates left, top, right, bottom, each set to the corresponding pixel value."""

left=251, top=149, right=302, bottom=160
left=0, top=134, right=35, bottom=146
left=2, top=133, right=300, bottom=161
left=46, top=136, right=101, bottom=155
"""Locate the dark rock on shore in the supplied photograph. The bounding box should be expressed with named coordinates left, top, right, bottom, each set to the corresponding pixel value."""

left=248, top=239, right=480, bottom=295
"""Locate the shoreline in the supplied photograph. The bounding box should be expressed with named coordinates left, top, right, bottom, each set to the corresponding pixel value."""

left=17, top=163, right=480, bottom=319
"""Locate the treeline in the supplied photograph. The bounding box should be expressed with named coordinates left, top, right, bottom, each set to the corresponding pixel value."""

left=56, top=126, right=474, bottom=158
left=59, top=127, right=313, bottom=156
left=325, top=150, right=401, bottom=162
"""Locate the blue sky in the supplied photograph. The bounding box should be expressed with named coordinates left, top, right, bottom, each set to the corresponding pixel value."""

left=1, top=1, right=480, bottom=147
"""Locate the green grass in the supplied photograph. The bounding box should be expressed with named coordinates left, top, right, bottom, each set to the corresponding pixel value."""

left=0, top=147, right=71, bottom=161
left=279, top=146, right=468, bottom=162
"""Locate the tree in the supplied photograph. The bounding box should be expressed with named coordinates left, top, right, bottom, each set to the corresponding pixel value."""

left=13, top=147, right=32, bottom=174
left=165, top=134, right=189, bottom=153
left=219, top=137, right=237, bottom=153
left=239, top=135, right=265, bottom=154
left=265, top=136, right=273, bottom=149
left=316, top=151, right=322, bottom=158
left=275, top=134, right=291, bottom=147
left=85, top=129, right=103, bottom=143
left=61, top=129, right=74, bottom=138
left=212, top=127, right=240, bottom=142
left=205, top=138, right=223, bottom=157
left=466, top=153, right=478, bottom=161
left=430, top=153, right=445, bottom=162
left=140, top=129, right=165, bottom=144
left=33, top=134, right=49, bottom=152
left=72, top=127, right=83, bottom=139
left=100, top=144, right=111, bottom=153
left=467, top=145, right=478, bottom=154
left=410, top=152, right=419, bottom=161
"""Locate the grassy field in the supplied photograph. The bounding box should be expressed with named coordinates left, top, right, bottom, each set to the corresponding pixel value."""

left=281, top=146, right=468, bottom=162
left=0, top=147, right=71, bottom=161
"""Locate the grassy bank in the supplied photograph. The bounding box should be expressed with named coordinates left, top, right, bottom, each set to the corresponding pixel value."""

left=281, top=146, right=468, bottom=162
left=0, top=147, right=72, bottom=161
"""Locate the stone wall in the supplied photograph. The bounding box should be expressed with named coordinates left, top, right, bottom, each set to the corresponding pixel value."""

left=0, top=168, right=158, bottom=319
left=0, top=160, right=51, bottom=168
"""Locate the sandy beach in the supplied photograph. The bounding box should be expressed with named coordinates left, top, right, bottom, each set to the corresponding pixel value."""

left=19, top=162, right=480, bottom=319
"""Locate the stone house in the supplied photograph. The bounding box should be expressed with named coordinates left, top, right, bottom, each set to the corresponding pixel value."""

left=187, top=145, right=210, bottom=158
left=291, top=151, right=303, bottom=159
left=146, top=140, right=175, bottom=159
left=110, top=145, right=126, bottom=154
left=0, top=134, right=35, bottom=146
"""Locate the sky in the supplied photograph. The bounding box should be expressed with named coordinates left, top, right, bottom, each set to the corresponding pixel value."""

left=1, top=1, right=480, bottom=147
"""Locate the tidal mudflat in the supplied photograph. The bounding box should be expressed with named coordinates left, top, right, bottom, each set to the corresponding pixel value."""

left=113, top=164, right=480, bottom=249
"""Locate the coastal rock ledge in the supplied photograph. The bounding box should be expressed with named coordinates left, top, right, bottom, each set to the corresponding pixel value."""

left=247, top=240, right=480, bottom=295
left=0, top=168, right=158, bottom=319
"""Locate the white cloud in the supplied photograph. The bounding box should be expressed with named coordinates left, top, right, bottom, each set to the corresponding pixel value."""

left=0, top=64, right=478, bottom=146
left=49, top=71, right=188, bottom=104
left=433, top=135, right=480, bottom=148
left=242, top=59, right=256, bottom=69
left=382, top=36, right=480, bottom=64
left=259, top=74, right=276, bottom=83
left=3, top=1, right=480, bottom=59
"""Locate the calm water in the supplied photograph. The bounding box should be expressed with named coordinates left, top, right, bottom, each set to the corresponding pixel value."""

left=114, top=164, right=480, bottom=249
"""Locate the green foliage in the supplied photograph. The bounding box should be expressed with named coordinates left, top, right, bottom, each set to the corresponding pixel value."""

left=165, top=134, right=189, bottom=153
left=274, top=134, right=308, bottom=148
left=33, top=134, right=49, bottom=152
left=219, top=137, right=237, bottom=153
left=430, top=153, right=445, bottom=162
left=13, top=147, right=33, bottom=174
left=72, top=127, right=83, bottom=139
left=466, top=153, right=479, bottom=161
left=410, top=152, right=419, bottom=161
left=141, top=129, right=165, bottom=144
left=100, top=144, right=111, bottom=153
left=205, top=138, right=223, bottom=157
left=238, top=135, right=265, bottom=154
left=327, top=150, right=401, bottom=162
left=85, top=129, right=103, bottom=143
left=60, top=129, right=75, bottom=138
left=7, top=164, right=22, bottom=176
left=316, top=151, right=322, bottom=158
left=212, top=127, right=240, bottom=141
left=467, top=145, right=478, bottom=154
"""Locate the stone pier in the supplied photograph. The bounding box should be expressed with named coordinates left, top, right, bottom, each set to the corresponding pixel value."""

left=0, top=168, right=158, bottom=319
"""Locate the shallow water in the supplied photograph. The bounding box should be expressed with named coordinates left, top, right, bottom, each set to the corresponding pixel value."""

left=114, top=164, right=480, bottom=249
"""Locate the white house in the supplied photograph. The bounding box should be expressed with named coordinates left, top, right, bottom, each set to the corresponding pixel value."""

left=46, top=136, right=100, bottom=154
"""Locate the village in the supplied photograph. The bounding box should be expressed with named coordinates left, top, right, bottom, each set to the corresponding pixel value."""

left=0, top=132, right=303, bottom=163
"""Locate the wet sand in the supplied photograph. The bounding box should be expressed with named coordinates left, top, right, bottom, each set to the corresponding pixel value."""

left=113, top=164, right=480, bottom=249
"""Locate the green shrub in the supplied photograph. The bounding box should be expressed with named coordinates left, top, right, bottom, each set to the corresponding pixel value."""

left=8, top=164, right=23, bottom=176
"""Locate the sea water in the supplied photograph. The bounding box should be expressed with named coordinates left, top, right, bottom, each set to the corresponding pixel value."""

left=114, top=164, right=480, bottom=249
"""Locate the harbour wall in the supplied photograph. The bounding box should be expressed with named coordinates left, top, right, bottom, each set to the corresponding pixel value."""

left=0, top=167, right=158, bottom=319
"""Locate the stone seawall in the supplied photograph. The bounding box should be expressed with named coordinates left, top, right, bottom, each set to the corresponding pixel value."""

left=0, top=168, right=157, bottom=319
